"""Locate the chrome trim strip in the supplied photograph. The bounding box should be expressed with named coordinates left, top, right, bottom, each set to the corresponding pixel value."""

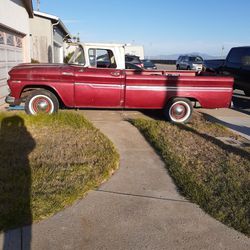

left=75, top=82, right=124, bottom=89
left=126, top=86, right=232, bottom=92
left=74, top=83, right=232, bottom=92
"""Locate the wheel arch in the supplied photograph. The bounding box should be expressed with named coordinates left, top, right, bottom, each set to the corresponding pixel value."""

left=21, top=85, right=65, bottom=108
left=166, top=96, right=200, bottom=107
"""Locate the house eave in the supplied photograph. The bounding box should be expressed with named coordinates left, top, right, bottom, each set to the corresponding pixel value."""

left=22, top=0, right=33, bottom=18
left=33, top=11, right=72, bottom=38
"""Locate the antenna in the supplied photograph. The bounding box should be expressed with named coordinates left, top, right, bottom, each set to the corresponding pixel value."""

left=37, top=0, right=40, bottom=11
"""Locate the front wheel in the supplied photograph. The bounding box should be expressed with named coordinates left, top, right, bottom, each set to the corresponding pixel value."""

left=163, top=98, right=193, bottom=123
left=25, top=90, right=59, bottom=115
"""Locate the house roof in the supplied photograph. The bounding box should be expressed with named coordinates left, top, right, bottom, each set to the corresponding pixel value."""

left=33, top=11, right=71, bottom=38
left=22, top=0, right=33, bottom=18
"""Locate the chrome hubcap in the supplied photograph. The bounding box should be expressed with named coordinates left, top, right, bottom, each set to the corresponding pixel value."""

left=37, top=100, right=49, bottom=111
left=173, top=105, right=185, bottom=116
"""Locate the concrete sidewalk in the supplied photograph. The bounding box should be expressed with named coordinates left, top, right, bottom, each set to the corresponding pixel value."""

left=200, top=108, right=250, bottom=140
left=1, top=110, right=249, bottom=250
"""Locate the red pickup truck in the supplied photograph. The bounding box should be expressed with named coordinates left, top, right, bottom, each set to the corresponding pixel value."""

left=6, top=43, right=234, bottom=123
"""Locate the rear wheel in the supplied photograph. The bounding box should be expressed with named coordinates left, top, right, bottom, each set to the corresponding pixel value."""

left=176, top=65, right=180, bottom=70
left=25, top=90, right=59, bottom=115
left=164, top=98, right=193, bottom=123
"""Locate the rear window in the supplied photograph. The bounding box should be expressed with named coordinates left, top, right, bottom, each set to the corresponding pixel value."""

left=189, top=56, right=203, bottom=62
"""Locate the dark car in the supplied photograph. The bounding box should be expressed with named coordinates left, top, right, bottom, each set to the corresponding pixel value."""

left=203, top=59, right=225, bottom=73
left=125, top=55, right=143, bottom=68
left=141, top=59, right=157, bottom=70
left=219, top=46, right=250, bottom=96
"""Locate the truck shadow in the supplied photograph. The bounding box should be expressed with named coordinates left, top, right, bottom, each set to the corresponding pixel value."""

left=0, top=116, right=35, bottom=250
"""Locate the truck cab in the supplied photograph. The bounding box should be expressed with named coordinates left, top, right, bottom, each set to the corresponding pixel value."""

left=220, top=46, right=250, bottom=96
left=69, top=43, right=126, bottom=69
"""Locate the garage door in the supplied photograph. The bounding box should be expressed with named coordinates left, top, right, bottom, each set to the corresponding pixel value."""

left=0, top=29, right=24, bottom=105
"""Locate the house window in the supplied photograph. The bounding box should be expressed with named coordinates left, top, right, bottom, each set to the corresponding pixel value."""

left=7, top=34, right=14, bottom=46
left=0, top=32, right=4, bottom=44
left=16, top=37, right=22, bottom=48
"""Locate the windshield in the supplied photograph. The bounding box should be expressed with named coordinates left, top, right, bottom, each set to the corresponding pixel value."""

left=189, top=56, right=203, bottom=63
left=68, top=46, right=85, bottom=65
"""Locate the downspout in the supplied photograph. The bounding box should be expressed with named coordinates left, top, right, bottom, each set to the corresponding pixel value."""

left=51, top=20, right=60, bottom=63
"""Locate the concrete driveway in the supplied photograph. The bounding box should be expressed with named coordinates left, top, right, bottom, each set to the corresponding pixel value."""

left=200, top=90, right=250, bottom=140
left=1, top=109, right=249, bottom=250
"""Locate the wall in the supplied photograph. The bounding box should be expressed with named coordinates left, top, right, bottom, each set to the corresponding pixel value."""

left=0, top=0, right=31, bottom=105
left=30, top=16, right=52, bottom=63
left=0, top=0, right=31, bottom=61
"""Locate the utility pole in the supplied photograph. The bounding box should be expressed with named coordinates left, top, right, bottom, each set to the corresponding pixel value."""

left=221, top=45, right=224, bottom=58
left=37, top=0, right=40, bottom=11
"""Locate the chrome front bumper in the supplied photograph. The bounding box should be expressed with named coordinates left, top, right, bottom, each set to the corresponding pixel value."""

left=5, top=95, right=22, bottom=106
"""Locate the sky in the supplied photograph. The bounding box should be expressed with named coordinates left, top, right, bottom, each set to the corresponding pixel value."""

left=33, top=0, right=250, bottom=57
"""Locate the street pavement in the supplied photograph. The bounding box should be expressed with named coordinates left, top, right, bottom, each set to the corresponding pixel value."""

left=1, top=109, right=249, bottom=250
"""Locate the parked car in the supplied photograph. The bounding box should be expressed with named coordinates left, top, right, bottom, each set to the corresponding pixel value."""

left=141, top=59, right=157, bottom=70
left=6, top=42, right=234, bottom=124
left=125, top=55, right=143, bottom=68
left=176, top=55, right=204, bottom=71
left=218, top=46, right=250, bottom=96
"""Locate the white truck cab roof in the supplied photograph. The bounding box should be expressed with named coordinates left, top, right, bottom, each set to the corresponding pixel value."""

left=69, top=42, right=126, bottom=69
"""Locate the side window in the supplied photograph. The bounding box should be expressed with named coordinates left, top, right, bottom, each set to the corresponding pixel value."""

left=227, top=48, right=244, bottom=64
left=241, top=48, right=250, bottom=66
left=88, top=49, right=117, bottom=68
left=184, top=56, right=188, bottom=62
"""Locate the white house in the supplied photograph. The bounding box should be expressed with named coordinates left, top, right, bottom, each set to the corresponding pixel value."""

left=0, top=0, right=33, bottom=105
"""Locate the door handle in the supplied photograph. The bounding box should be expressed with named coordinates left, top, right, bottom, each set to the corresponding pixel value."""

left=111, top=71, right=120, bottom=77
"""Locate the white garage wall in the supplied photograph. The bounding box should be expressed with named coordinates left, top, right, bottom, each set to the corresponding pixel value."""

left=0, top=30, right=24, bottom=104
left=0, top=0, right=31, bottom=105
left=0, top=0, right=30, bottom=36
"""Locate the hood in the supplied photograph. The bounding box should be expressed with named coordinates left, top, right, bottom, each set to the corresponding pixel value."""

left=8, top=63, right=70, bottom=81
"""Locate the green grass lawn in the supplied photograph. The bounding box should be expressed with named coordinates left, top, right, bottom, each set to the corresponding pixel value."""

left=131, top=112, right=250, bottom=236
left=0, top=111, right=119, bottom=231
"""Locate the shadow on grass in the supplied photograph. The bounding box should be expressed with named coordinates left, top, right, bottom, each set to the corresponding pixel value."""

left=0, top=115, right=35, bottom=250
left=176, top=123, right=250, bottom=161
left=202, top=112, right=250, bottom=141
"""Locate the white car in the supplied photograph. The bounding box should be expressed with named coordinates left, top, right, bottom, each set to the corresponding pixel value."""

left=176, top=55, right=204, bottom=71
